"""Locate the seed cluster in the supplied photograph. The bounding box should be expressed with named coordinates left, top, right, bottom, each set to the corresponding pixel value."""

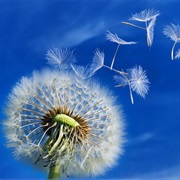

left=4, top=70, right=124, bottom=176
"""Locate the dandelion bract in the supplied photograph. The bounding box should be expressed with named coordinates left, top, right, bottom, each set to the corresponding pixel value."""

left=4, top=68, right=124, bottom=178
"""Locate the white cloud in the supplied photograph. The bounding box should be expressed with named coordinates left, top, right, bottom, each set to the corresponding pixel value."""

left=28, top=1, right=130, bottom=51
left=30, top=20, right=106, bottom=54
left=137, top=165, right=180, bottom=178
left=127, top=132, right=154, bottom=146
left=57, top=21, right=105, bottom=48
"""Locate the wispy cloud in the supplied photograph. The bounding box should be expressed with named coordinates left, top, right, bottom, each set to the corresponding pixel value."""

left=30, top=20, right=106, bottom=53
left=137, top=165, right=180, bottom=178
left=58, top=22, right=105, bottom=48
left=127, top=132, right=154, bottom=146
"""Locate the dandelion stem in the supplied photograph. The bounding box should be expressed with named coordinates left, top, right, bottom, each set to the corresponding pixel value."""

left=147, top=33, right=150, bottom=47
left=103, top=65, right=126, bottom=75
left=171, top=40, right=177, bottom=60
left=128, top=84, right=134, bottom=104
left=48, top=163, right=61, bottom=180
left=110, top=44, right=120, bottom=69
left=122, top=21, right=146, bottom=30
left=145, top=21, right=150, bottom=47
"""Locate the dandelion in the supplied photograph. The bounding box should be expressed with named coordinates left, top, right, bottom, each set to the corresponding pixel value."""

left=106, top=31, right=136, bottom=69
left=3, top=68, right=124, bottom=179
left=46, top=48, right=76, bottom=68
left=114, top=66, right=150, bottom=104
left=71, top=49, right=104, bottom=79
left=122, top=9, right=160, bottom=46
left=163, top=24, right=180, bottom=60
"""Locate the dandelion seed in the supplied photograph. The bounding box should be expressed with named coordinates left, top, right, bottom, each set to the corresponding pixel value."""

left=106, top=31, right=136, bottom=69
left=90, top=49, right=104, bottom=74
left=106, top=31, right=136, bottom=45
left=130, top=9, right=160, bottom=22
left=128, top=66, right=150, bottom=98
left=71, top=49, right=105, bottom=79
left=122, top=9, right=160, bottom=47
left=163, top=24, right=180, bottom=42
left=114, top=73, right=135, bottom=104
left=71, top=64, right=90, bottom=79
left=114, top=66, right=150, bottom=104
left=175, top=49, right=180, bottom=59
left=114, top=73, right=128, bottom=87
left=46, top=48, right=76, bottom=68
left=4, top=68, right=124, bottom=178
left=146, top=17, right=157, bottom=47
left=163, top=24, right=180, bottom=60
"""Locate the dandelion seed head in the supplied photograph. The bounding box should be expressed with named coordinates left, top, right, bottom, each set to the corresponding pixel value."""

left=4, top=68, right=125, bottom=177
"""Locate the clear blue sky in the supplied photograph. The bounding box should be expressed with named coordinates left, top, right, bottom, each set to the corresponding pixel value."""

left=1, top=0, right=180, bottom=179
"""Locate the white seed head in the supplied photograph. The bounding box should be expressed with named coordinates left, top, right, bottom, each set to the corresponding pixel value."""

left=4, top=68, right=125, bottom=177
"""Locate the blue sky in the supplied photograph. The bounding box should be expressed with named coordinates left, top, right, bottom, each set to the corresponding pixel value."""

left=0, top=0, right=180, bottom=179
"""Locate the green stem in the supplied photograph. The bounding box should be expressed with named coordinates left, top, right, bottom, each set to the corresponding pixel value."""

left=48, top=163, right=61, bottom=180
